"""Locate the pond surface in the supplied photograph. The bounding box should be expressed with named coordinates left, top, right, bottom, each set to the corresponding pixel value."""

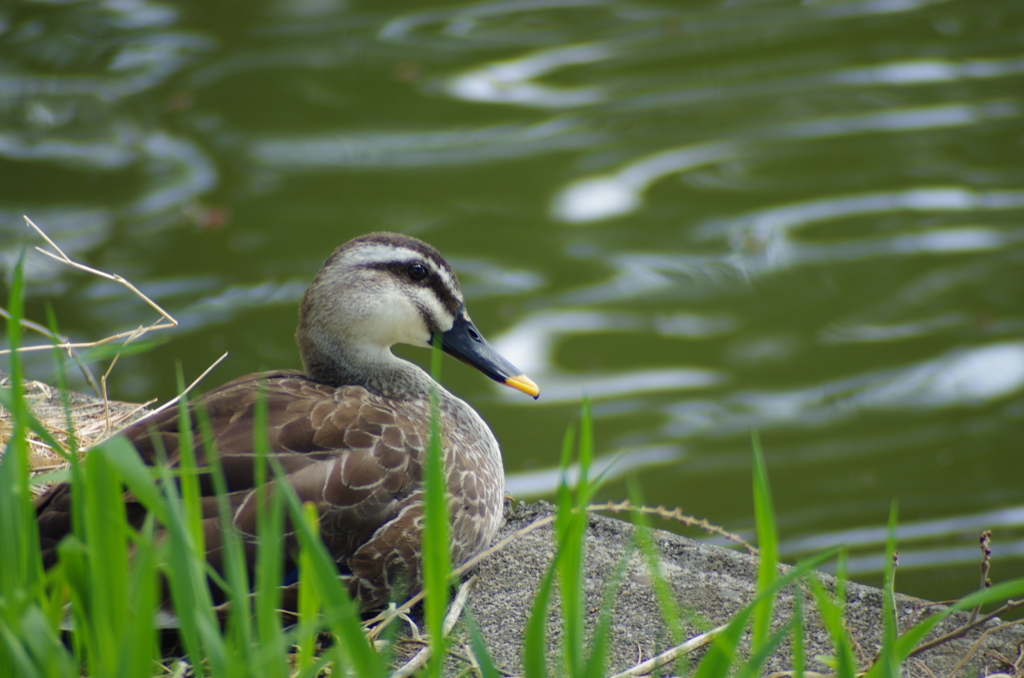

left=3, top=0, right=1023, bottom=606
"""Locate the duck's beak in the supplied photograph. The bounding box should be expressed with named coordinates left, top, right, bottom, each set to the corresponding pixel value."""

left=435, top=313, right=540, bottom=399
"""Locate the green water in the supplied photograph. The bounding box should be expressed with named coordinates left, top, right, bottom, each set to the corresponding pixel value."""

left=2, top=0, right=1023, bottom=606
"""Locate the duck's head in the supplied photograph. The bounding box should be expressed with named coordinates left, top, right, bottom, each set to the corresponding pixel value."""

left=296, top=232, right=539, bottom=399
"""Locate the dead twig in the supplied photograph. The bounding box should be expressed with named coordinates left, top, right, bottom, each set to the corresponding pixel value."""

left=0, top=307, right=101, bottom=386
left=606, top=623, right=725, bottom=678
left=389, top=576, right=477, bottom=678
left=143, top=352, right=230, bottom=420
left=908, top=600, right=1024, bottom=659
left=890, top=551, right=900, bottom=639
left=942, top=619, right=1024, bottom=678
left=969, top=530, right=992, bottom=626
left=23, top=215, right=177, bottom=332
left=1, top=218, right=221, bottom=491
left=1, top=217, right=179, bottom=401
left=591, top=500, right=757, bottom=554
left=1, top=217, right=178, bottom=396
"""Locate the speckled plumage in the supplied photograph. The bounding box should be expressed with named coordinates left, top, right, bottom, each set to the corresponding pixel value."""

left=35, top=232, right=536, bottom=610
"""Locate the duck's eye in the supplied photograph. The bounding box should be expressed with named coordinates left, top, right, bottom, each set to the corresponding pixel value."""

left=408, top=263, right=428, bottom=281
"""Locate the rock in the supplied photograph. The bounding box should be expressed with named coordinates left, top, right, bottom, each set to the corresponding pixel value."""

left=431, top=501, right=1023, bottom=677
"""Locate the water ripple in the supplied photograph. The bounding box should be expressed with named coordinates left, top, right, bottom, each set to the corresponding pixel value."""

left=552, top=103, right=1021, bottom=223
left=249, top=119, right=603, bottom=170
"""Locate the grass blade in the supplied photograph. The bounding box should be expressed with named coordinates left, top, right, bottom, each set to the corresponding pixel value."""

left=101, top=425, right=225, bottom=675
left=174, top=366, right=206, bottom=567
left=627, top=478, right=684, bottom=647
left=295, top=501, right=323, bottom=676
left=0, top=247, right=68, bottom=677
left=119, top=515, right=159, bottom=678
left=806, top=555, right=856, bottom=678
left=465, top=611, right=501, bottom=678
left=874, top=503, right=899, bottom=678
left=791, top=582, right=805, bottom=678
left=0, top=246, right=43, bottom=599
left=751, top=431, right=778, bottom=651
left=194, top=403, right=255, bottom=661
left=733, top=618, right=793, bottom=678
left=251, top=387, right=288, bottom=678
left=423, top=335, right=452, bottom=678
left=556, top=399, right=596, bottom=677
left=81, top=444, right=131, bottom=675
left=523, top=544, right=560, bottom=678
left=264, top=453, right=386, bottom=677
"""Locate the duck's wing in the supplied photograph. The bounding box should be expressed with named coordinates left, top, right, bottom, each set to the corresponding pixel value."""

left=36, top=370, right=431, bottom=607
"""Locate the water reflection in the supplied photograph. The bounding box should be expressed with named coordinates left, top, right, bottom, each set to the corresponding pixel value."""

left=697, top=188, right=1024, bottom=243
left=0, top=0, right=216, bottom=288
left=166, top=280, right=308, bottom=329
left=379, top=0, right=614, bottom=45
left=783, top=505, right=1024, bottom=576
left=128, top=133, right=217, bottom=216
left=837, top=538, right=1024, bottom=578
left=448, top=257, right=545, bottom=298
left=553, top=104, right=1020, bottom=223
left=666, top=342, right=1024, bottom=438
left=248, top=120, right=602, bottom=170
left=615, top=56, right=1024, bottom=113
left=491, top=308, right=726, bottom=402
left=553, top=141, right=739, bottom=223
left=852, top=342, right=1024, bottom=409
left=446, top=43, right=612, bottom=108
left=506, top=444, right=682, bottom=499
left=0, top=131, right=135, bottom=169
left=785, top=505, right=1024, bottom=554
left=0, top=1, right=210, bottom=103
left=554, top=253, right=747, bottom=306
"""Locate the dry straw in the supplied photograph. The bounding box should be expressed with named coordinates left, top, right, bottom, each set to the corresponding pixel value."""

left=0, top=216, right=225, bottom=491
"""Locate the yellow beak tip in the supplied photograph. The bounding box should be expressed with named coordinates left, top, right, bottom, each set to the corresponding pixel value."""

left=504, top=374, right=540, bottom=399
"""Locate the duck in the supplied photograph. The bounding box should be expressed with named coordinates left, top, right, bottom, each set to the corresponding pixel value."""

left=35, top=231, right=539, bottom=611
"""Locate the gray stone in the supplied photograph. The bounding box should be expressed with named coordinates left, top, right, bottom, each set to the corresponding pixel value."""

left=415, top=501, right=1023, bottom=677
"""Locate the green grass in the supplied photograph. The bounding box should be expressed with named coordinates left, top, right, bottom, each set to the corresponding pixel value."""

left=423, top=336, right=452, bottom=678
left=4, top=249, right=1024, bottom=677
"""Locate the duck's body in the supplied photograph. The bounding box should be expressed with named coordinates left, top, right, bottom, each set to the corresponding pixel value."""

left=35, top=232, right=538, bottom=610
